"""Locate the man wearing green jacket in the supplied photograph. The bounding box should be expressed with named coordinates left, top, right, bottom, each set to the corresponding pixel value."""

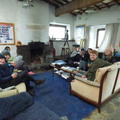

left=81, top=50, right=111, bottom=81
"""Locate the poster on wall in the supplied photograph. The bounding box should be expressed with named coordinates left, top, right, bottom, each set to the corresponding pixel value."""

left=0, top=23, right=15, bottom=45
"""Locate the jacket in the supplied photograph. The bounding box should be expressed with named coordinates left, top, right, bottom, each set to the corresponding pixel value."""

left=0, top=63, right=14, bottom=84
left=86, top=58, right=111, bottom=81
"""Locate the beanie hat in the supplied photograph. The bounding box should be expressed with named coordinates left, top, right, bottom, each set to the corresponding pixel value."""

left=2, top=50, right=11, bottom=56
left=0, top=53, right=6, bottom=59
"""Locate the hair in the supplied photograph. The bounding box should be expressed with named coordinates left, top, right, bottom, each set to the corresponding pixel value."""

left=81, top=48, right=85, bottom=51
left=4, top=46, right=10, bottom=51
left=90, top=50, right=98, bottom=56
left=104, top=49, right=113, bottom=56
left=87, top=48, right=92, bottom=51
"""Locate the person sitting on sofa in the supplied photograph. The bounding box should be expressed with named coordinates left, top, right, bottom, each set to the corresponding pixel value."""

left=103, top=48, right=115, bottom=63
left=2, top=50, right=15, bottom=65
left=67, top=45, right=80, bottom=67
left=76, top=50, right=111, bottom=81
left=0, top=54, right=44, bottom=94
left=78, top=48, right=91, bottom=71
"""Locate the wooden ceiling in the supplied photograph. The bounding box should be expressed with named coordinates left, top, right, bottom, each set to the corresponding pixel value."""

left=42, top=0, right=120, bottom=16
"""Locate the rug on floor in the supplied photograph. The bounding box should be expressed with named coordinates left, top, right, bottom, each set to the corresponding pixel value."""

left=32, top=71, right=96, bottom=120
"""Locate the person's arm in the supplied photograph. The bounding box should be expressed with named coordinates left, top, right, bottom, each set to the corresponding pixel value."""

left=0, top=73, right=18, bottom=84
left=0, top=64, right=17, bottom=84
left=0, top=74, right=13, bottom=84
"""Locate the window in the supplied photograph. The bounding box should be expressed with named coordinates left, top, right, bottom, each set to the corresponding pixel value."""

left=75, top=25, right=85, bottom=44
left=49, top=24, right=66, bottom=40
left=96, top=28, right=105, bottom=48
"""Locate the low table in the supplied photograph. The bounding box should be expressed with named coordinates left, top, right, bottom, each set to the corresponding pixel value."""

left=50, top=64, right=78, bottom=80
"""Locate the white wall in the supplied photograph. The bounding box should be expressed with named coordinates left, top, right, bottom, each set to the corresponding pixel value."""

left=75, top=6, right=120, bottom=26
left=0, top=0, right=74, bottom=57
left=74, top=6, right=120, bottom=49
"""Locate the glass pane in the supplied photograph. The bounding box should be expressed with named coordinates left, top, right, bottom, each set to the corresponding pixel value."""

left=98, top=30, right=105, bottom=47
left=49, top=26, right=66, bottom=40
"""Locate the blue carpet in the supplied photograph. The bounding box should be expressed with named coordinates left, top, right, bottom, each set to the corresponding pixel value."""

left=32, top=71, right=96, bottom=120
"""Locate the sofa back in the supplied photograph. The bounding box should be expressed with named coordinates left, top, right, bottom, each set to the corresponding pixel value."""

left=113, top=62, right=120, bottom=93
left=95, top=62, right=120, bottom=102
left=101, top=64, right=118, bottom=101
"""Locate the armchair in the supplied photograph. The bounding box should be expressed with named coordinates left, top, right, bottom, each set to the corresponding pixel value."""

left=71, top=62, right=120, bottom=112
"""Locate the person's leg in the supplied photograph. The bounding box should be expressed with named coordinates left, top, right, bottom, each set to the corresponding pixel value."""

left=17, top=71, right=45, bottom=86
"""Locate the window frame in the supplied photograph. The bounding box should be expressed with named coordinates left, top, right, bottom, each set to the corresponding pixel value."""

left=96, top=28, right=105, bottom=48
left=49, top=24, right=67, bottom=41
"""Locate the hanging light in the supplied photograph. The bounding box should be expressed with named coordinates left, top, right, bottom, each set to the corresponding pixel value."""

left=22, top=0, right=34, bottom=8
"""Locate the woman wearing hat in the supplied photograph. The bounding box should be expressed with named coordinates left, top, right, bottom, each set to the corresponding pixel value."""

left=0, top=54, right=44, bottom=95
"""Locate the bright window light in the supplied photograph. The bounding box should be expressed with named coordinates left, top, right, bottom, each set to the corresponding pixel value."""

left=96, top=28, right=105, bottom=48
left=49, top=25, right=66, bottom=40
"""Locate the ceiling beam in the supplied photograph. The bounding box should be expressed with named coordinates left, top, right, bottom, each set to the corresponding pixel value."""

left=43, top=0, right=60, bottom=7
left=55, top=0, right=104, bottom=16
left=102, top=2, right=110, bottom=8
left=114, top=0, right=120, bottom=5
left=62, top=0, right=69, bottom=3
left=54, top=0, right=64, bottom=5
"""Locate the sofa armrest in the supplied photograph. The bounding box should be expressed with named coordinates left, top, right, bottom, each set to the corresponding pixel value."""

left=0, top=83, right=26, bottom=98
left=74, top=75, right=100, bottom=87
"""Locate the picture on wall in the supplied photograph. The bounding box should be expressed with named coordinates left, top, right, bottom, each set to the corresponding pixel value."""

left=0, top=23, right=15, bottom=45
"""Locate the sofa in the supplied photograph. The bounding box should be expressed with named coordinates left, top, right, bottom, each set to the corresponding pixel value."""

left=71, top=62, right=120, bottom=112
left=0, top=83, right=62, bottom=120
left=0, top=82, right=26, bottom=98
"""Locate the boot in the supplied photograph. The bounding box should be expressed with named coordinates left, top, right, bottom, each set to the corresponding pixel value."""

left=28, top=88, right=35, bottom=96
left=34, top=79, right=45, bottom=85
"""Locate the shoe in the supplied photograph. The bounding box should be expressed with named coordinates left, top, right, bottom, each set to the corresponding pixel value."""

left=28, top=89, right=35, bottom=96
left=35, top=79, right=45, bottom=85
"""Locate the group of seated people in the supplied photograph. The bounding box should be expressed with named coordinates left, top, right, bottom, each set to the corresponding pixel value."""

left=65, top=46, right=120, bottom=81
left=0, top=46, right=45, bottom=96
left=0, top=46, right=119, bottom=119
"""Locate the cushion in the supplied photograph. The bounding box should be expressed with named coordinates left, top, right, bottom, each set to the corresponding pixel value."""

left=12, top=102, right=60, bottom=120
left=15, top=82, right=26, bottom=93
left=0, top=92, right=33, bottom=120
left=95, top=64, right=115, bottom=83
left=0, top=82, right=26, bottom=98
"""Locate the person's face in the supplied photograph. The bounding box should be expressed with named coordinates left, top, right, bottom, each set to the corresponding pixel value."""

left=90, top=53, right=97, bottom=61
left=4, top=55, right=10, bottom=60
left=76, top=47, right=80, bottom=51
left=0, top=58, right=6, bottom=64
left=80, top=50, right=85, bottom=55
left=105, top=50, right=112, bottom=56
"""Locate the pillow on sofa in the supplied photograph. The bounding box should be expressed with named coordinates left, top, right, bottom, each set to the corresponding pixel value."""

left=0, top=82, right=26, bottom=98
left=0, top=92, right=33, bottom=120
left=95, top=65, right=115, bottom=83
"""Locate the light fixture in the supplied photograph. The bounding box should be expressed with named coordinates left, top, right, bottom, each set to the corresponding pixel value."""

left=73, top=9, right=80, bottom=13
left=103, top=0, right=112, bottom=3
left=22, top=0, right=34, bottom=8
left=85, top=9, right=95, bottom=13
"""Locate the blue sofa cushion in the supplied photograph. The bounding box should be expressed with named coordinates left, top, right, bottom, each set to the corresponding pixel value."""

left=0, top=92, right=33, bottom=120
left=12, top=101, right=60, bottom=120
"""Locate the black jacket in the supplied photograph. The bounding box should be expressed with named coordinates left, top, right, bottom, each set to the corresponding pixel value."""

left=0, top=63, right=14, bottom=84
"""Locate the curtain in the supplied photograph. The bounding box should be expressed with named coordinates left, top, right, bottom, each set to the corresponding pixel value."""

left=98, top=23, right=120, bottom=52
left=85, top=26, right=90, bottom=49
left=115, top=24, right=120, bottom=51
